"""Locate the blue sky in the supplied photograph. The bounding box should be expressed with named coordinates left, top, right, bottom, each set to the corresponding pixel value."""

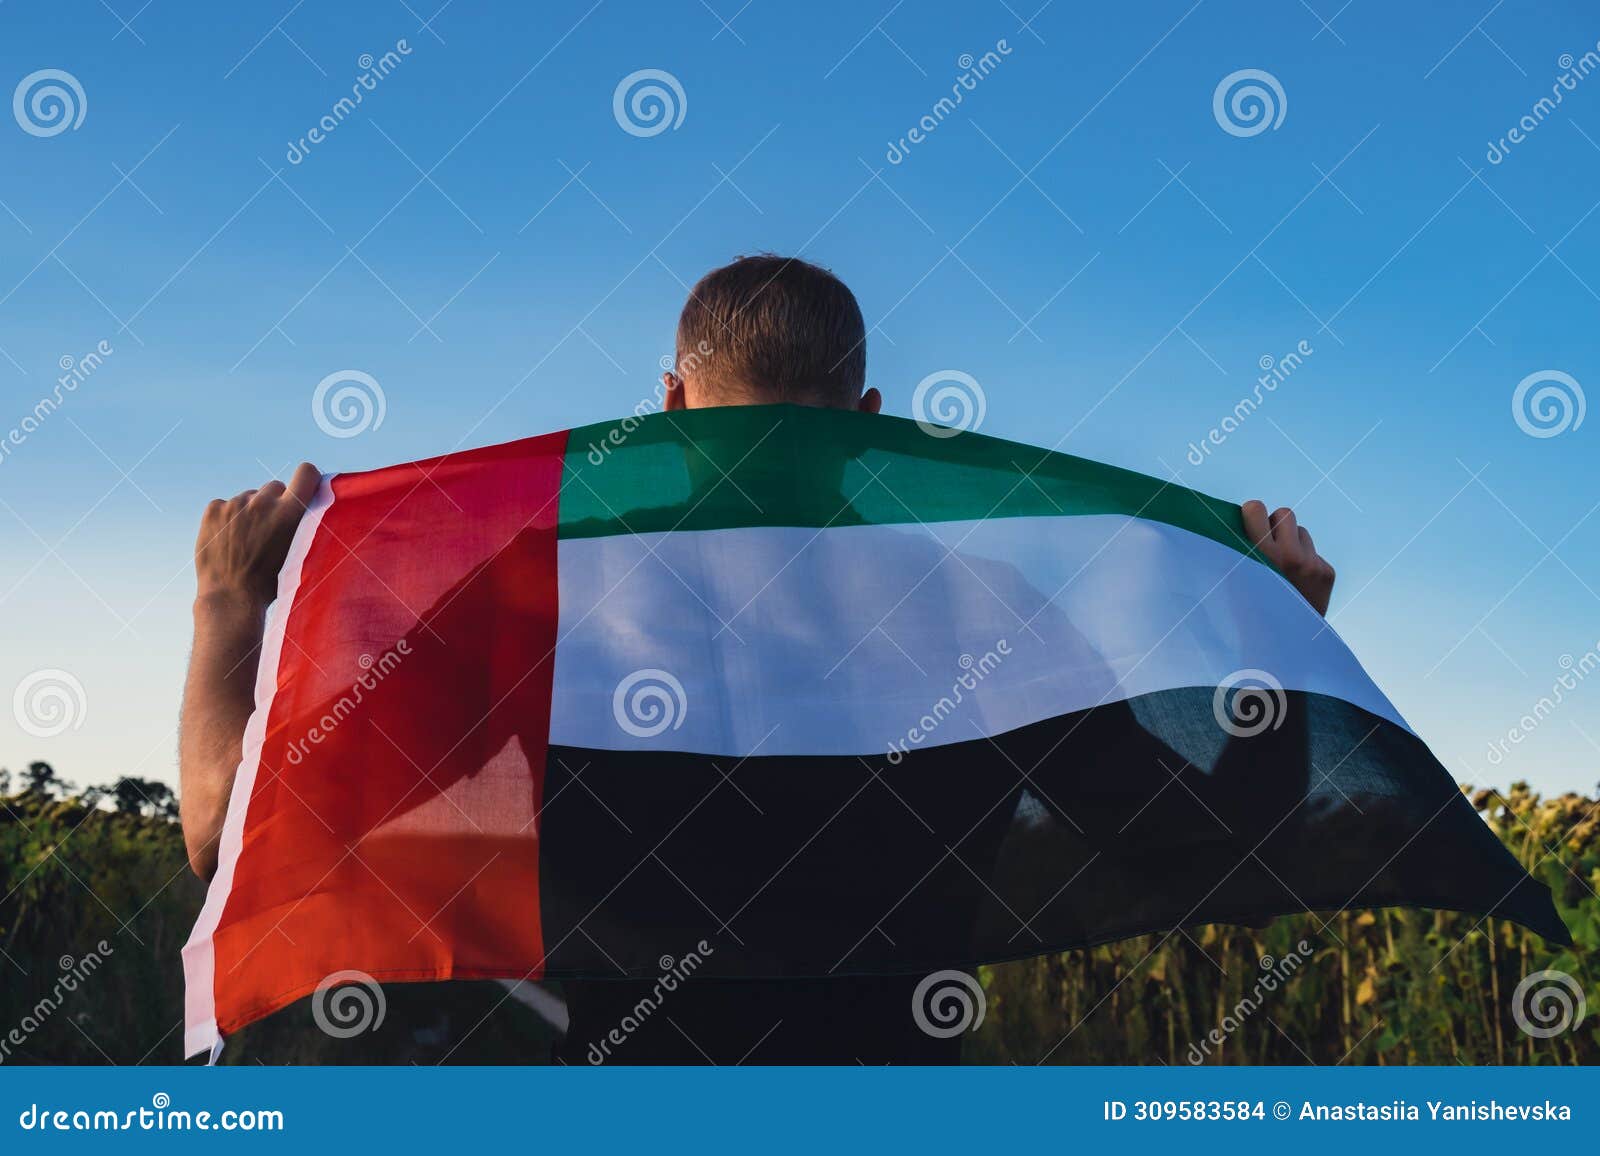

left=1, top=0, right=1597, bottom=795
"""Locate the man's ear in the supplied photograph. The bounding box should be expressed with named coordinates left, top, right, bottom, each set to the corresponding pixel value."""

left=857, top=387, right=882, bottom=415
left=662, top=372, right=687, bottom=411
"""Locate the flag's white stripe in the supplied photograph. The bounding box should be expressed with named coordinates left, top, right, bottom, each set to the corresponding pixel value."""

left=551, top=514, right=1405, bottom=756
left=180, top=478, right=336, bottom=1059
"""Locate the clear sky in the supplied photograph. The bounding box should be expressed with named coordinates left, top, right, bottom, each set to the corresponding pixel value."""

left=1, top=0, right=1597, bottom=796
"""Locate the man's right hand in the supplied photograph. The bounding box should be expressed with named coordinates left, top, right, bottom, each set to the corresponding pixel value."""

left=1241, top=499, right=1335, bottom=616
left=194, top=462, right=322, bottom=607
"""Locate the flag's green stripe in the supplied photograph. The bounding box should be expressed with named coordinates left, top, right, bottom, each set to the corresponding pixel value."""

left=558, top=405, right=1259, bottom=559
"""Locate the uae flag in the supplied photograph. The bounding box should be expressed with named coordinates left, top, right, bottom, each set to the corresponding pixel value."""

left=182, top=404, right=1567, bottom=1056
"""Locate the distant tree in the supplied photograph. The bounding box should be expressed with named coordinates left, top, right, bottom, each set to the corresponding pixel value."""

left=24, top=761, right=70, bottom=797
left=112, top=776, right=178, bottom=820
left=0, top=767, right=10, bottom=796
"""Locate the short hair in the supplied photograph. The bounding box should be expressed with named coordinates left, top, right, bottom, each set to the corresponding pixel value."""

left=675, top=255, right=867, bottom=405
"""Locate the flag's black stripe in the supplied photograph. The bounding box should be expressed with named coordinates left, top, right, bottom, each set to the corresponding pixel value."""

left=536, top=688, right=1567, bottom=977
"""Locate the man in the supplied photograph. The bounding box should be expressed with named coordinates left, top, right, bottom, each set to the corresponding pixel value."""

left=181, top=254, right=1336, bottom=1061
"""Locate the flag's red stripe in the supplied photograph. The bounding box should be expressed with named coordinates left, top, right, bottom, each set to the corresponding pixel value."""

left=211, top=431, right=568, bottom=1035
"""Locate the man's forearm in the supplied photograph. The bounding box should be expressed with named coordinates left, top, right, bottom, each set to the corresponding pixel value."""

left=179, top=590, right=268, bottom=880
left=179, top=463, right=320, bottom=879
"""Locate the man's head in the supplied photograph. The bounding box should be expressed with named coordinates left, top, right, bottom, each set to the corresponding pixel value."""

left=664, top=255, right=881, bottom=414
